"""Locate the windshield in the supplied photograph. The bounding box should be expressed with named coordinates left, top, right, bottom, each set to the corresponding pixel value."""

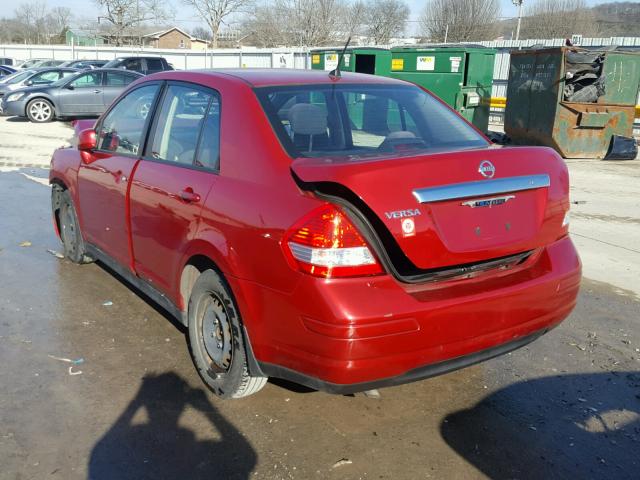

left=1, top=70, right=35, bottom=85
left=255, top=84, right=488, bottom=159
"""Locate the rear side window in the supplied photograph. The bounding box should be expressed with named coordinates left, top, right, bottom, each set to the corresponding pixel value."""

left=147, top=84, right=217, bottom=167
left=256, top=84, right=487, bottom=159
left=96, top=84, right=159, bottom=155
left=71, top=72, right=101, bottom=88
left=106, top=72, right=136, bottom=86
left=145, top=58, right=163, bottom=71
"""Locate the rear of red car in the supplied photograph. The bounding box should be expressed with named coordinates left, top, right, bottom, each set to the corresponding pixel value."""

left=239, top=79, right=581, bottom=392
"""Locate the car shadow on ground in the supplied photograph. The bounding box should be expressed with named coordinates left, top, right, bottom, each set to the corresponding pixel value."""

left=88, top=372, right=256, bottom=480
left=440, top=371, right=640, bottom=480
left=5, top=116, right=28, bottom=122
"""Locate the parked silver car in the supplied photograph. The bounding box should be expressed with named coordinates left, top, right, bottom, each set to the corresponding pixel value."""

left=0, top=68, right=79, bottom=98
left=0, top=68, right=143, bottom=122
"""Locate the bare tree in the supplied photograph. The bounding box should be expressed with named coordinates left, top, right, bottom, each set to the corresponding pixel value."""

left=93, top=0, right=171, bottom=46
left=420, top=0, right=501, bottom=42
left=15, top=1, right=49, bottom=43
left=49, top=6, right=73, bottom=32
left=182, top=0, right=253, bottom=48
left=191, top=26, right=213, bottom=40
left=344, top=1, right=367, bottom=38
left=244, top=0, right=343, bottom=47
left=364, top=0, right=409, bottom=44
left=521, top=0, right=597, bottom=39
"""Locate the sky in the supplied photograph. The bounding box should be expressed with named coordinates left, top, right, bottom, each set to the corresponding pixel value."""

left=0, top=0, right=630, bottom=31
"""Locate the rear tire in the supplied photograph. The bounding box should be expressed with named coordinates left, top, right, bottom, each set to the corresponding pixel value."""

left=187, top=269, right=267, bottom=398
left=54, top=187, right=92, bottom=264
left=26, top=98, right=55, bottom=123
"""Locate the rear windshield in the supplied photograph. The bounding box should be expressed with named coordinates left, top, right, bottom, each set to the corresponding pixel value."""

left=255, top=84, right=488, bottom=159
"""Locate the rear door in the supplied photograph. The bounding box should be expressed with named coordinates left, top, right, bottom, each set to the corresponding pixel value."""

left=129, top=82, right=219, bottom=295
left=77, top=83, right=161, bottom=268
left=58, top=71, right=104, bottom=115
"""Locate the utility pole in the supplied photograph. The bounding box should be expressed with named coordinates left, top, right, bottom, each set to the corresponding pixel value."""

left=512, top=0, right=524, bottom=41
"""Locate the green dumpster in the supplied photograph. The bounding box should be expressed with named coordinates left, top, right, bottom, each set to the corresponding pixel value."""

left=389, top=45, right=496, bottom=132
left=504, top=47, right=640, bottom=159
left=310, top=47, right=391, bottom=76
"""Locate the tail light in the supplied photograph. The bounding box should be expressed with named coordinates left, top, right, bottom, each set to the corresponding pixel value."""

left=283, top=204, right=383, bottom=278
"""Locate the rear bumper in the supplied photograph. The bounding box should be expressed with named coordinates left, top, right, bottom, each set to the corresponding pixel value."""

left=259, top=328, right=548, bottom=394
left=232, top=236, right=581, bottom=391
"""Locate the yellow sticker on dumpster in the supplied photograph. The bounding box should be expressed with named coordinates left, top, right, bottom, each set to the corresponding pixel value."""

left=312, top=54, right=320, bottom=65
left=391, top=58, right=404, bottom=71
left=417, top=56, right=435, bottom=71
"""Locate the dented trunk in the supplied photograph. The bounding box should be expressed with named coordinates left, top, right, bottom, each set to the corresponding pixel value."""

left=292, top=146, right=570, bottom=275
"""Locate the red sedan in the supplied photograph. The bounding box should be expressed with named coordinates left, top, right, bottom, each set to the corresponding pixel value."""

left=49, top=69, right=581, bottom=398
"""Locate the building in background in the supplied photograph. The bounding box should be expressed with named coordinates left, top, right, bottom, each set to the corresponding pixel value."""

left=66, top=29, right=105, bottom=47
left=143, top=27, right=209, bottom=50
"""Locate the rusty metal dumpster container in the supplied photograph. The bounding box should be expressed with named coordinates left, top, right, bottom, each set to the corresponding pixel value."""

left=505, top=47, right=640, bottom=158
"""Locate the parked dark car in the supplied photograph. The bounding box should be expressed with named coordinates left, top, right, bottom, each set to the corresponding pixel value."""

left=48, top=69, right=581, bottom=398
left=0, top=65, right=16, bottom=78
left=102, top=56, right=173, bottom=75
left=37, top=60, right=66, bottom=67
left=0, top=68, right=143, bottom=122
left=60, top=59, right=109, bottom=70
left=0, top=67, right=79, bottom=98
left=17, top=58, right=52, bottom=69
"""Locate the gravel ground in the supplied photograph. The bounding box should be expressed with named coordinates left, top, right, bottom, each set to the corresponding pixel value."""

left=0, top=116, right=639, bottom=480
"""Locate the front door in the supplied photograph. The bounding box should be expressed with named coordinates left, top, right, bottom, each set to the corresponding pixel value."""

left=129, top=82, right=220, bottom=296
left=77, top=83, right=161, bottom=269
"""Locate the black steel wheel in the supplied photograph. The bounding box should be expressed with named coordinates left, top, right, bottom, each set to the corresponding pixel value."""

left=52, top=186, right=92, bottom=264
left=188, top=269, right=267, bottom=398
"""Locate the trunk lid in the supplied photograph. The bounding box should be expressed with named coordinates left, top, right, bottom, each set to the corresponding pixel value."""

left=292, top=146, right=569, bottom=271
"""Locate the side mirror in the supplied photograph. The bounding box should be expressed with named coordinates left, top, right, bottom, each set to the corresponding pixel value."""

left=66, top=84, right=74, bottom=90
left=25, top=80, right=33, bottom=86
left=77, top=128, right=97, bottom=151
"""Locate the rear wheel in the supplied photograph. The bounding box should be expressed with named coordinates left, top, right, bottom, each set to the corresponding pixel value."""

left=187, top=269, right=267, bottom=398
left=26, top=98, right=54, bottom=123
left=54, top=187, right=92, bottom=264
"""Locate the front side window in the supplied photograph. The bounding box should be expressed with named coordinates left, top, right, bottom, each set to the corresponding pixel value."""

left=147, top=84, right=217, bottom=167
left=96, top=84, right=159, bottom=155
left=256, top=84, right=488, bottom=159
left=70, top=72, right=101, bottom=88
left=30, top=71, right=61, bottom=84
left=125, top=58, right=143, bottom=71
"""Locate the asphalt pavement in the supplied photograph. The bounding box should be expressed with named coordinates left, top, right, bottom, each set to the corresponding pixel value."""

left=0, top=117, right=639, bottom=480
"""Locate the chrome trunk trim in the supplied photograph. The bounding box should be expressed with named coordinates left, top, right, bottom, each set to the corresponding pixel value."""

left=413, top=174, right=550, bottom=204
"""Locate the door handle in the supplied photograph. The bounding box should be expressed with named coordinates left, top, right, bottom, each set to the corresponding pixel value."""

left=94, top=89, right=101, bottom=94
left=180, top=188, right=201, bottom=203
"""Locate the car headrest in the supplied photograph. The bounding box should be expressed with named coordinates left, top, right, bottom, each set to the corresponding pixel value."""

left=287, top=103, right=327, bottom=136
left=386, top=131, right=416, bottom=140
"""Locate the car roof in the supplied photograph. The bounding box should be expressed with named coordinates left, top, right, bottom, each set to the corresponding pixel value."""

left=31, top=67, right=79, bottom=73
left=112, top=56, right=164, bottom=60
left=150, top=68, right=408, bottom=88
